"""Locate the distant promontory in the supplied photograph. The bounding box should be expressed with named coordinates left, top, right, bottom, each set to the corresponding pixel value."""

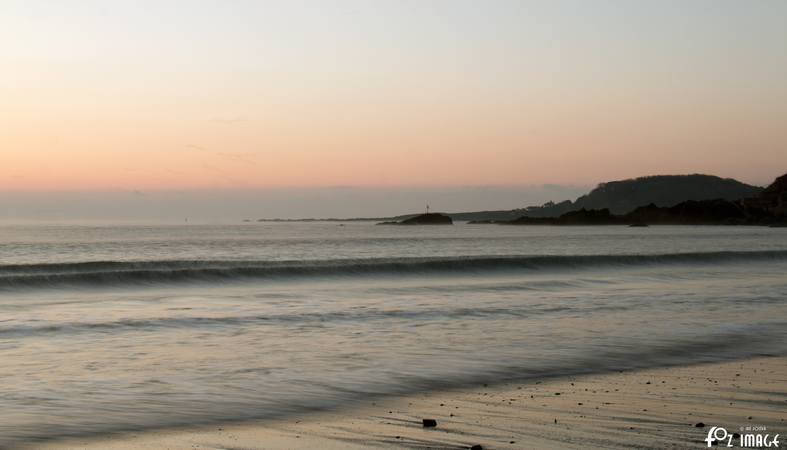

left=377, top=213, right=453, bottom=225
left=470, top=173, right=786, bottom=226
left=449, top=174, right=763, bottom=222
left=247, top=173, right=784, bottom=226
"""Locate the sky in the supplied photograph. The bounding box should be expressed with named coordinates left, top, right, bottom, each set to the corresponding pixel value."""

left=1, top=0, right=786, bottom=219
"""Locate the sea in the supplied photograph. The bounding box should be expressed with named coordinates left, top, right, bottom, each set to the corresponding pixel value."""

left=1, top=222, right=786, bottom=447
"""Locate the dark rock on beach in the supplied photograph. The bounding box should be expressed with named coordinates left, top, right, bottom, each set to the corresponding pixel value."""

left=422, top=418, right=438, bottom=427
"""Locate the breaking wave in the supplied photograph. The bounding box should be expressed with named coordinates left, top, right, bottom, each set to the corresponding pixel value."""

left=1, top=250, right=785, bottom=290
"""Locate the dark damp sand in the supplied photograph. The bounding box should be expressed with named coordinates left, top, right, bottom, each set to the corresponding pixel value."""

left=33, top=357, right=787, bottom=450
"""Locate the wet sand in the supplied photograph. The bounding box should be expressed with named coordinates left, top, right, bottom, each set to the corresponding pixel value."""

left=31, top=356, right=787, bottom=450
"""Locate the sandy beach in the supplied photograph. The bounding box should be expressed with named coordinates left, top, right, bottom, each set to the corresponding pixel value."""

left=29, top=356, right=786, bottom=450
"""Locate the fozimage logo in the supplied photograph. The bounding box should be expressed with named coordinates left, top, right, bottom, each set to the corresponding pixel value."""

left=705, top=426, right=781, bottom=448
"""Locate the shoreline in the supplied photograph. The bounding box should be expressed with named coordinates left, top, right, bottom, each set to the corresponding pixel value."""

left=27, top=356, right=787, bottom=450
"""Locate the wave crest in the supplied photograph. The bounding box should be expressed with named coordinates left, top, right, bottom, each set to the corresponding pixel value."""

left=1, top=250, right=785, bottom=290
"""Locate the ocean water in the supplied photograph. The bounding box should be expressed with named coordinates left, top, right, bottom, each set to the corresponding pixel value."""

left=1, top=222, right=786, bottom=447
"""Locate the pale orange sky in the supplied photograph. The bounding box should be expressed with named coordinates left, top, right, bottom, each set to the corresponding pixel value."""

left=2, top=1, right=786, bottom=192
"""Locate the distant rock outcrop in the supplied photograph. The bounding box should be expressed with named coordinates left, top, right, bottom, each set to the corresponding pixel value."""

left=524, top=174, right=763, bottom=217
left=477, top=172, right=786, bottom=226
left=438, top=174, right=762, bottom=222
left=482, top=200, right=748, bottom=226
left=625, top=199, right=748, bottom=225
left=378, top=213, right=453, bottom=225
left=742, top=173, right=787, bottom=218
left=503, top=208, right=620, bottom=225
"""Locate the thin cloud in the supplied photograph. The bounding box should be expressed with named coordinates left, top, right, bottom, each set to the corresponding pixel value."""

left=217, top=152, right=256, bottom=165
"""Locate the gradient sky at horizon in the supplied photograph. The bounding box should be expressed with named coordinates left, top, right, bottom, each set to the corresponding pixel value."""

left=2, top=0, right=786, bottom=198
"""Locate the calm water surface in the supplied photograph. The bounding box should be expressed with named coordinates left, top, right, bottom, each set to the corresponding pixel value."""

left=1, top=223, right=786, bottom=446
